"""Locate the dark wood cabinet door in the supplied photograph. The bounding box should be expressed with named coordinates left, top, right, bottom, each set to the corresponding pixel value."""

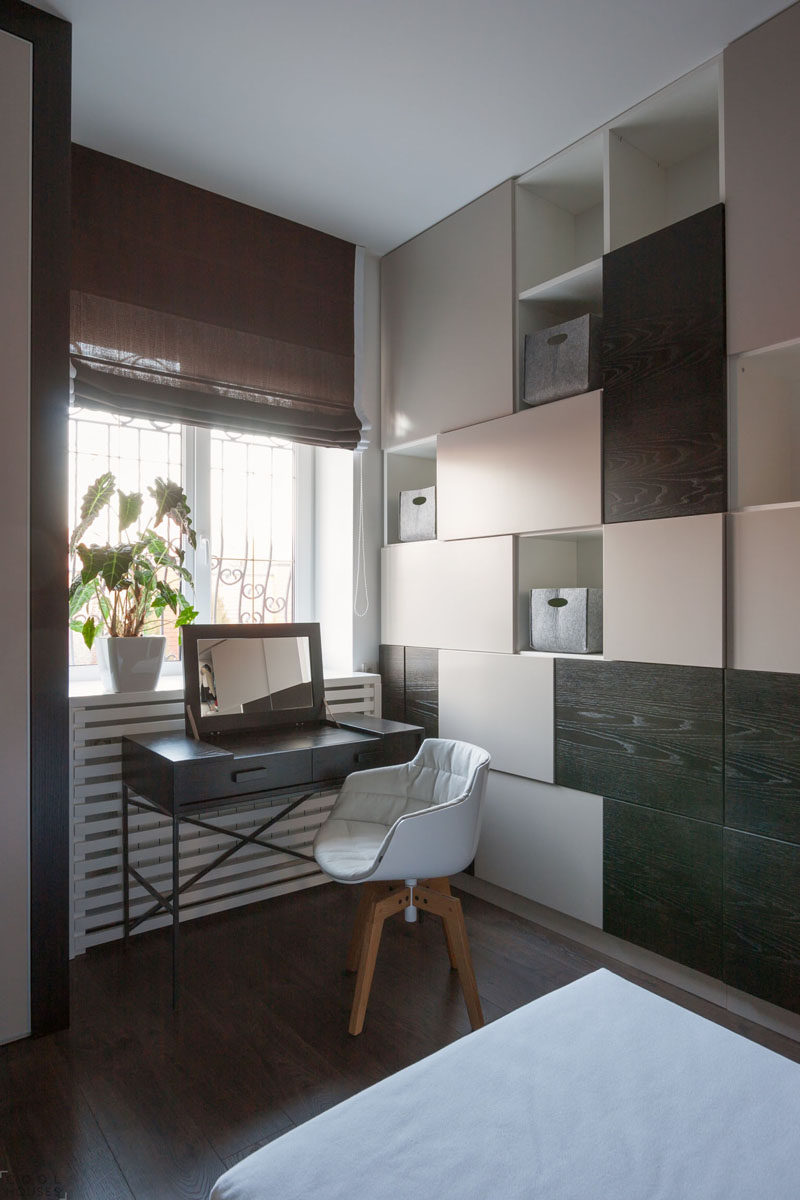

left=556, top=659, right=724, bottom=822
left=404, top=646, right=439, bottom=739
left=602, top=204, right=726, bottom=523
left=378, top=644, right=406, bottom=723
left=605, top=798, right=723, bottom=978
left=725, top=669, right=800, bottom=845
left=724, top=828, right=800, bottom=1014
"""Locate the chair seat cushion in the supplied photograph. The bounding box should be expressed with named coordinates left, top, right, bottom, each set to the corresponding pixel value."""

left=314, top=817, right=391, bottom=881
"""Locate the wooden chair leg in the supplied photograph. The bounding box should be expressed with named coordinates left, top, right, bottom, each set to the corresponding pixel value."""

left=349, top=886, right=411, bottom=1035
left=414, top=885, right=484, bottom=1031
left=346, top=882, right=378, bottom=973
left=425, top=877, right=457, bottom=969
left=346, top=882, right=402, bottom=973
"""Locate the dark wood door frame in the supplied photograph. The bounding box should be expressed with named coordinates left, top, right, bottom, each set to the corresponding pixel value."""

left=2, top=0, right=72, bottom=1035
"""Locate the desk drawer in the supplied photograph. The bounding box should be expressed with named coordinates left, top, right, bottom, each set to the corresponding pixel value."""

left=313, top=738, right=384, bottom=783
left=175, top=749, right=313, bottom=807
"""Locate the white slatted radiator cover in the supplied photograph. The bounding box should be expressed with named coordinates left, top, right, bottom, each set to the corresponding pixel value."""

left=70, top=674, right=381, bottom=957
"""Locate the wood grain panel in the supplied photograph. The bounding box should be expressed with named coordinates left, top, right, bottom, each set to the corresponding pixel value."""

left=602, top=204, right=726, bottom=522
left=724, top=829, right=800, bottom=1015
left=378, top=644, right=405, bottom=723
left=725, top=670, right=800, bottom=844
left=604, top=798, right=723, bottom=978
left=404, top=646, right=439, bottom=739
left=555, top=659, right=724, bottom=822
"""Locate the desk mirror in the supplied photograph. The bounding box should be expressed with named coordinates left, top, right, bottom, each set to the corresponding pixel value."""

left=182, top=623, right=325, bottom=736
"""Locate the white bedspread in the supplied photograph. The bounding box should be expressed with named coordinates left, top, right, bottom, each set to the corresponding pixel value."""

left=211, top=969, right=800, bottom=1200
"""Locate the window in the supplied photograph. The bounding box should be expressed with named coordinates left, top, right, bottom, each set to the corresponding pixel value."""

left=68, top=405, right=310, bottom=675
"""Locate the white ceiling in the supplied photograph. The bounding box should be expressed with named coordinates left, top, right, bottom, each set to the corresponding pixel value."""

left=35, top=0, right=791, bottom=254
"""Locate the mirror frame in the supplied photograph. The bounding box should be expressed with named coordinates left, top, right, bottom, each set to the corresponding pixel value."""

left=182, top=622, right=326, bottom=737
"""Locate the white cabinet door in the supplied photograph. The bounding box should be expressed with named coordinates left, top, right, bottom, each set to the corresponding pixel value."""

left=381, top=182, right=514, bottom=449
left=475, top=771, right=603, bottom=928
left=439, top=651, right=553, bottom=782
left=729, top=507, right=800, bottom=674
left=604, top=513, right=725, bottom=668
left=381, top=538, right=514, bottom=652
left=437, top=391, right=602, bottom=540
left=725, top=2, right=800, bottom=355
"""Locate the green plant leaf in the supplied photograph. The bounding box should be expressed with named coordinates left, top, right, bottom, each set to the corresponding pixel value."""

left=154, top=579, right=179, bottom=614
left=85, top=544, right=134, bottom=591
left=175, top=605, right=198, bottom=627
left=81, top=616, right=98, bottom=650
left=150, top=478, right=198, bottom=550
left=68, top=576, right=94, bottom=618
left=117, top=489, right=143, bottom=534
left=69, top=472, right=115, bottom=555
left=77, top=543, right=104, bottom=585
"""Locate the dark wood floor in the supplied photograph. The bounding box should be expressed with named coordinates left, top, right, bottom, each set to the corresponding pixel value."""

left=2, top=883, right=799, bottom=1200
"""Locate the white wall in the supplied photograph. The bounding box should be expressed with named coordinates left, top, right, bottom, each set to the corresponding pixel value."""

left=352, top=250, right=382, bottom=673
left=315, top=447, right=354, bottom=673
left=0, top=28, right=32, bottom=1044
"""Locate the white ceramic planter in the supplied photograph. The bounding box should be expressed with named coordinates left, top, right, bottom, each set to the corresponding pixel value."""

left=96, top=635, right=166, bottom=693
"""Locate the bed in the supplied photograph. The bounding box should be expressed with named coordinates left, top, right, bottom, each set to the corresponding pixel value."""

left=211, top=968, right=800, bottom=1199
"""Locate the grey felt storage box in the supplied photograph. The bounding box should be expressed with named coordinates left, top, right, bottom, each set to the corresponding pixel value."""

left=399, top=485, right=436, bottom=542
left=530, top=587, right=603, bottom=654
left=523, top=313, right=603, bottom=407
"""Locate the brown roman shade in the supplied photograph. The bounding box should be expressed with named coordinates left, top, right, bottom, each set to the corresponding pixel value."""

left=70, top=145, right=359, bottom=448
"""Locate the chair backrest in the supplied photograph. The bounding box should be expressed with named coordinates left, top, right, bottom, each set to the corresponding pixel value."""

left=375, top=738, right=490, bottom=881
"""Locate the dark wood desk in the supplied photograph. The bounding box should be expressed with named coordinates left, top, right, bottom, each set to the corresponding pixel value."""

left=121, top=714, right=423, bottom=1005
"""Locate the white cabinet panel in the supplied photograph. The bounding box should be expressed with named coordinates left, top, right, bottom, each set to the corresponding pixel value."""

left=604, top=513, right=724, bottom=668
left=437, top=392, right=602, bottom=540
left=381, top=182, right=514, bottom=449
left=729, top=507, right=800, bottom=674
left=475, top=771, right=602, bottom=928
left=439, top=651, right=553, bottom=782
left=381, top=538, right=514, bottom=653
left=725, top=3, right=800, bottom=355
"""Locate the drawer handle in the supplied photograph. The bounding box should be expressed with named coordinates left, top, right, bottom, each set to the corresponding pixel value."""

left=232, top=767, right=270, bottom=783
left=355, top=751, right=383, bottom=765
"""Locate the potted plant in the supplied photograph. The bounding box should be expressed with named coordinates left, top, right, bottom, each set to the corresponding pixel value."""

left=69, top=473, right=199, bottom=692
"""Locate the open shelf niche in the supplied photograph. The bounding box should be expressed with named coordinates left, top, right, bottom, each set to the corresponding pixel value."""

left=384, top=436, right=437, bottom=545
left=515, top=133, right=605, bottom=411
left=732, top=339, right=800, bottom=510
left=517, top=131, right=605, bottom=294
left=516, top=528, right=603, bottom=656
left=607, top=60, right=721, bottom=251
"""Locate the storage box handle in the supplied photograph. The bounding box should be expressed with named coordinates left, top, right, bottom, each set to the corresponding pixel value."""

left=412, top=496, right=427, bottom=506
left=547, top=332, right=569, bottom=346
left=548, top=597, right=568, bottom=607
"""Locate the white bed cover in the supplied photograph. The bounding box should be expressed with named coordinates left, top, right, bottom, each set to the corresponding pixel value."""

left=211, top=968, right=800, bottom=1200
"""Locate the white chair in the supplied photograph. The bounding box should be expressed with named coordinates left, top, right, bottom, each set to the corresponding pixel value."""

left=313, top=738, right=491, bottom=1035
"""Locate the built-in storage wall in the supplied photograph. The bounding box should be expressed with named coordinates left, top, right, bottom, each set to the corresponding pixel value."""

left=380, top=5, right=800, bottom=1023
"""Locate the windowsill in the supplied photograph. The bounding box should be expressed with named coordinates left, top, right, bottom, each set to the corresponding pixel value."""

left=69, top=669, right=379, bottom=702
